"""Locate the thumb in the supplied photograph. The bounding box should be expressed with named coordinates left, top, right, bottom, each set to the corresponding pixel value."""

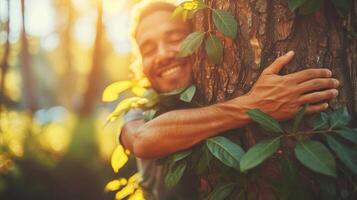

left=263, top=51, right=295, bottom=74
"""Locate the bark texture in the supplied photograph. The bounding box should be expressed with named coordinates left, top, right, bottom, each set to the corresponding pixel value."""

left=192, top=0, right=357, bottom=199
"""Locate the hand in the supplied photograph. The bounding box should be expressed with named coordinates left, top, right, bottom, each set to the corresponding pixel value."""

left=244, top=51, right=339, bottom=121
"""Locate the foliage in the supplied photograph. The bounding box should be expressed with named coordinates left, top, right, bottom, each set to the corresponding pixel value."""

left=174, top=0, right=238, bottom=64
left=103, top=1, right=357, bottom=199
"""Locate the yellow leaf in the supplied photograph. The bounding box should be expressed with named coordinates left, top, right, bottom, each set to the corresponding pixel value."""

left=128, top=189, right=145, bottom=200
left=171, top=5, right=185, bottom=19
left=106, top=97, right=146, bottom=122
left=182, top=1, right=198, bottom=10
left=104, top=178, right=127, bottom=192
left=128, top=173, right=141, bottom=184
left=102, top=81, right=133, bottom=102
left=115, top=184, right=135, bottom=200
left=111, top=145, right=128, bottom=173
left=131, top=86, right=147, bottom=97
left=136, top=77, right=150, bottom=88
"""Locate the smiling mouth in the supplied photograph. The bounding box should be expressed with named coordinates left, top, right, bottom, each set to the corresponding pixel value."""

left=159, top=66, right=183, bottom=77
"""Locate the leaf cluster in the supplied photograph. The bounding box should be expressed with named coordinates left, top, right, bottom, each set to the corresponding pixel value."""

left=161, top=103, right=357, bottom=199
left=175, top=0, right=238, bottom=64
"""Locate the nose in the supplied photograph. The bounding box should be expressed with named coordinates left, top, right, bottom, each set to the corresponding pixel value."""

left=154, top=42, right=175, bottom=66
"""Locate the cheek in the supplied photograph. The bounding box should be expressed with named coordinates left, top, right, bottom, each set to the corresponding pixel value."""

left=142, top=60, right=153, bottom=77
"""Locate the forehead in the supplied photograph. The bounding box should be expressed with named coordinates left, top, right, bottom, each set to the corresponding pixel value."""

left=136, top=10, right=190, bottom=46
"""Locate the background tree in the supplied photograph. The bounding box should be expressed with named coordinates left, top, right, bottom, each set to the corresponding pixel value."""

left=189, top=0, right=356, bottom=199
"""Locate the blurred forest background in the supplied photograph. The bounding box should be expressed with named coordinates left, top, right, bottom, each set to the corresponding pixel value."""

left=0, top=0, right=144, bottom=199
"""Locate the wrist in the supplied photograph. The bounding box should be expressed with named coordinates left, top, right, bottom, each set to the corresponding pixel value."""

left=216, top=95, right=253, bottom=129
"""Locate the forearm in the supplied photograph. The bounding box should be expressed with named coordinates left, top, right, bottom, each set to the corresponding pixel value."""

left=122, top=95, right=253, bottom=159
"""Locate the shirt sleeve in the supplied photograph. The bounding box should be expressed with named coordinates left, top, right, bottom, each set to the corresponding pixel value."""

left=123, top=109, right=144, bottom=123
left=118, top=109, right=144, bottom=145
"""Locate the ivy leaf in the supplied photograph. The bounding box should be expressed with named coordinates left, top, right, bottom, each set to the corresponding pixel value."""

left=326, top=135, right=357, bottom=174
left=298, top=0, right=323, bottom=15
left=247, top=109, right=284, bottom=134
left=143, top=109, right=157, bottom=122
left=240, top=137, right=281, bottom=172
left=179, top=85, right=196, bottom=102
left=288, top=0, right=308, bottom=11
left=330, top=0, right=353, bottom=17
left=313, top=112, right=329, bottom=130
left=329, top=107, right=351, bottom=129
left=178, top=31, right=205, bottom=57
left=294, top=140, right=336, bottom=177
left=206, top=136, right=245, bottom=169
left=292, top=103, right=308, bottom=133
left=165, top=161, right=187, bottom=189
left=171, top=149, right=192, bottom=164
left=212, top=9, right=238, bottom=39
left=205, top=34, right=224, bottom=64
left=207, top=182, right=236, bottom=200
left=336, top=127, right=357, bottom=143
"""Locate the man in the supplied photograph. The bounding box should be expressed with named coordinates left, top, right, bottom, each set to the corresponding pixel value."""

left=120, top=1, right=339, bottom=199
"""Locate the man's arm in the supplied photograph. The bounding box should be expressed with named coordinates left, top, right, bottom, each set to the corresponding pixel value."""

left=121, top=51, right=339, bottom=159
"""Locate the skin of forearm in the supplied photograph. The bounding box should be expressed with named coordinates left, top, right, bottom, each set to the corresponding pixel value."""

left=121, top=95, right=253, bottom=159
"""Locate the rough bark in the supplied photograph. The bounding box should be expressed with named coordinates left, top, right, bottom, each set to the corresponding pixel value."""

left=193, top=0, right=357, bottom=199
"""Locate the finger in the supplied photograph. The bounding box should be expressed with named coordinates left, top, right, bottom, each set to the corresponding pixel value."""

left=305, top=103, right=329, bottom=114
left=263, top=51, right=295, bottom=74
left=297, top=78, right=339, bottom=93
left=298, top=89, right=338, bottom=104
left=286, top=68, right=332, bottom=83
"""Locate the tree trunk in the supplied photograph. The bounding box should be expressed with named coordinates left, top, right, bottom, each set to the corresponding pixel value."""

left=79, top=1, right=104, bottom=116
left=0, top=0, right=11, bottom=114
left=20, top=0, right=37, bottom=113
left=193, top=0, right=356, bottom=199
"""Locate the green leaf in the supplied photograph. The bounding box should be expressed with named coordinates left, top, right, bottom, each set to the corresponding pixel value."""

left=247, top=109, right=283, bottom=134
left=288, top=0, right=308, bottom=11
left=336, top=127, right=357, bottom=143
left=298, top=0, right=323, bottom=15
left=179, top=85, right=196, bottom=102
left=143, top=109, right=157, bottom=122
left=171, top=149, right=192, bottom=164
left=294, top=140, right=336, bottom=177
left=207, top=182, right=236, bottom=200
left=178, top=31, right=205, bottom=57
left=206, top=136, right=245, bottom=169
left=292, top=103, right=308, bottom=132
left=329, top=107, right=351, bottom=129
left=205, top=34, right=224, bottom=64
left=240, top=138, right=281, bottom=172
left=165, top=161, right=187, bottom=189
left=313, top=112, right=329, bottom=130
left=326, top=135, right=357, bottom=174
left=212, top=9, right=238, bottom=39
left=330, top=0, right=353, bottom=17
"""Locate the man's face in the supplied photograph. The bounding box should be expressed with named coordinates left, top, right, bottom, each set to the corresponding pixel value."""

left=136, top=10, right=193, bottom=93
